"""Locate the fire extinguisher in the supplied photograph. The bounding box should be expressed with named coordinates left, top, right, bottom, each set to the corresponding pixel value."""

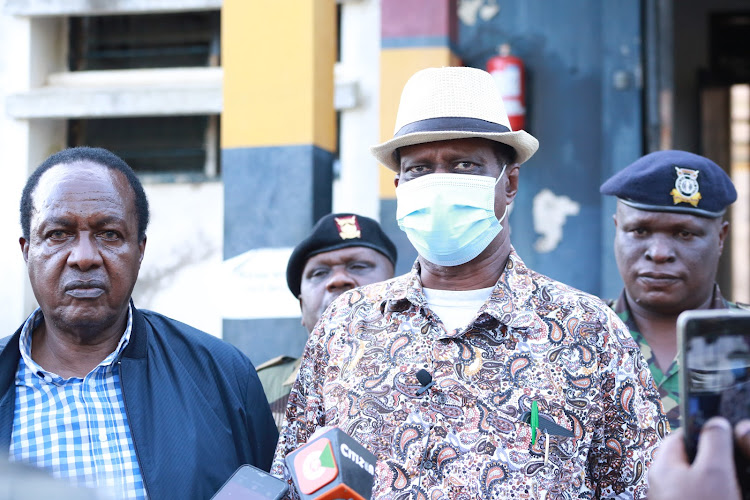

left=486, top=43, right=526, bottom=131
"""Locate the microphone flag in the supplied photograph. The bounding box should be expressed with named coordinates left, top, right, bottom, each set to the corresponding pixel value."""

left=286, top=427, right=376, bottom=500
left=294, top=438, right=339, bottom=494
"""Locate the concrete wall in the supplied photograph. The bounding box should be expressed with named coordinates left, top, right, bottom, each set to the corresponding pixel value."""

left=132, top=181, right=224, bottom=337
left=333, top=0, right=382, bottom=219
left=4, top=0, right=222, bottom=16
left=0, top=14, right=68, bottom=334
left=0, top=14, right=33, bottom=335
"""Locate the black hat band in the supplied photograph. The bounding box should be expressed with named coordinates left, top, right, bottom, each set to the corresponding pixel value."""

left=394, top=117, right=511, bottom=138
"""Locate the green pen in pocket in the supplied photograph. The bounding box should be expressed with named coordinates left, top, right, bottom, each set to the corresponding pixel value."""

left=530, top=400, right=539, bottom=445
left=522, top=401, right=574, bottom=445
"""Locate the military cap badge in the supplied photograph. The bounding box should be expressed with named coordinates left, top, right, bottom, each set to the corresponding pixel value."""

left=670, top=167, right=702, bottom=207
left=334, top=215, right=361, bottom=240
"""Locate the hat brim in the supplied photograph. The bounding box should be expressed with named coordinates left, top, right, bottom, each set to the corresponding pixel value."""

left=617, top=198, right=726, bottom=219
left=370, top=129, right=539, bottom=172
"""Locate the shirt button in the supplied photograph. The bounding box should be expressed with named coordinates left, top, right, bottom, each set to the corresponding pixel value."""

left=436, top=394, right=447, bottom=405
left=422, top=460, right=433, bottom=470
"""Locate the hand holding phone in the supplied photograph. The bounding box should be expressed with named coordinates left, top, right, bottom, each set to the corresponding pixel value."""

left=649, top=417, right=744, bottom=500
left=678, top=309, right=750, bottom=499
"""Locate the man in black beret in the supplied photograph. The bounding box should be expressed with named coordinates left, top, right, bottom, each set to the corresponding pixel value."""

left=601, top=149, right=742, bottom=430
left=257, top=213, right=397, bottom=429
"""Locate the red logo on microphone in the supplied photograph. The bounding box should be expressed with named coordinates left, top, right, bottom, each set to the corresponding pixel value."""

left=294, top=437, right=339, bottom=494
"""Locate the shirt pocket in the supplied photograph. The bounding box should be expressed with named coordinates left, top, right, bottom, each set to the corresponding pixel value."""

left=473, top=359, right=587, bottom=474
left=512, top=414, right=581, bottom=470
left=490, top=417, right=589, bottom=498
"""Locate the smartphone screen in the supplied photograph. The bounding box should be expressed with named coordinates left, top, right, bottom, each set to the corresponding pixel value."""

left=211, top=464, right=289, bottom=500
left=678, top=310, right=750, bottom=498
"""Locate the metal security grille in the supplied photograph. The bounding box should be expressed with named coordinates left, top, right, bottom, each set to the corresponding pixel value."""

left=69, top=11, right=220, bottom=71
left=68, top=115, right=219, bottom=178
left=66, top=11, right=221, bottom=178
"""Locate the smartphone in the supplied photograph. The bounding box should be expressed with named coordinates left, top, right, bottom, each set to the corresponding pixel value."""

left=678, top=309, right=750, bottom=497
left=211, top=464, right=289, bottom=500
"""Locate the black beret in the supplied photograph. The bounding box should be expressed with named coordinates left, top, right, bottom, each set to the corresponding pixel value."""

left=600, top=150, right=736, bottom=218
left=286, top=213, right=398, bottom=297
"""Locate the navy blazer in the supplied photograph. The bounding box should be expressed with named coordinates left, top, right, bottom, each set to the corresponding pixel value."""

left=0, top=306, right=278, bottom=499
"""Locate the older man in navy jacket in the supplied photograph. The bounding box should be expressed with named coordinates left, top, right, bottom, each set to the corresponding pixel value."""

left=0, top=147, right=277, bottom=499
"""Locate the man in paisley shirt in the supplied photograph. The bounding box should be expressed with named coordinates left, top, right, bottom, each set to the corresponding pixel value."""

left=272, top=67, right=666, bottom=499
left=600, top=150, right=741, bottom=430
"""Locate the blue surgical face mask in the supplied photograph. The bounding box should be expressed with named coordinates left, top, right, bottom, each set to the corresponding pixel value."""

left=396, top=166, right=509, bottom=267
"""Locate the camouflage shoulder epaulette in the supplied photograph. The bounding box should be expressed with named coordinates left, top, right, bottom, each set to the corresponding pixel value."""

left=256, top=355, right=298, bottom=371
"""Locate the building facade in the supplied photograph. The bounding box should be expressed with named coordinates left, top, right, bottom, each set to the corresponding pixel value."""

left=1, top=0, right=747, bottom=365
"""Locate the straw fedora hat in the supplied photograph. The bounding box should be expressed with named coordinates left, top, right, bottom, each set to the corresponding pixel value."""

left=370, top=66, right=539, bottom=172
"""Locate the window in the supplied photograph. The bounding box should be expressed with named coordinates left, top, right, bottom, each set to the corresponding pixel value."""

left=69, top=11, right=220, bottom=70
left=66, top=11, right=221, bottom=179
left=68, top=115, right=219, bottom=179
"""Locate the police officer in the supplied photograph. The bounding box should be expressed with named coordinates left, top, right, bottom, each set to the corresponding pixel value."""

left=257, top=213, right=397, bottom=429
left=601, top=150, right=741, bottom=429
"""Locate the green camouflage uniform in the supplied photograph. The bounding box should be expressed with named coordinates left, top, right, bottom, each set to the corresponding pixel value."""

left=256, top=356, right=301, bottom=431
left=610, top=284, right=745, bottom=430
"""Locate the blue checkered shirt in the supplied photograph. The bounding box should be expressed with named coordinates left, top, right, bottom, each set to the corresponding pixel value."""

left=9, top=306, right=147, bottom=499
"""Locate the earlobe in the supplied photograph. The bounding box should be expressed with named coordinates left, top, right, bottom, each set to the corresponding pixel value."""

left=138, top=236, right=147, bottom=263
left=504, top=165, right=520, bottom=202
left=19, top=237, right=29, bottom=263
left=298, top=298, right=305, bottom=326
left=394, top=175, right=400, bottom=188
left=718, top=221, right=730, bottom=252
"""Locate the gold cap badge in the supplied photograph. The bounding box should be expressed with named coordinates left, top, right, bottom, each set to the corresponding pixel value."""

left=670, top=167, right=702, bottom=207
left=334, top=215, right=361, bottom=240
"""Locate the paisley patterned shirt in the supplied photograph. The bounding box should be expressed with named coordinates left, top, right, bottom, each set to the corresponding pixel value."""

left=272, top=249, right=667, bottom=499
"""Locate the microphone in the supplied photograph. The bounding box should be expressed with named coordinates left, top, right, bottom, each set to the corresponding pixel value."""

left=416, top=369, right=435, bottom=395
left=286, top=427, right=376, bottom=500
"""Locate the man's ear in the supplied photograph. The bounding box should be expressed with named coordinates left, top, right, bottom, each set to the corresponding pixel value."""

left=718, top=220, right=730, bottom=253
left=394, top=175, right=400, bottom=188
left=298, top=297, right=304, bottom=326
left=504, top=164, right=520, bottom=203
left=19, top=237, right=29, bottom=263
left=612, top=213, right=618, bottom=228
left=138, top=236, right=147, bottom=263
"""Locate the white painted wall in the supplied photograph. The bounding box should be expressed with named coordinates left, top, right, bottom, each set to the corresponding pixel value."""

left=133, top=181, right=224, bottom=337
left=0, top=14, right=35, bottom=334
left=8, top=68, right=223, bottom=119
left=5, top=0, right=222, bottom=16
left=333, top=0, right=381, bottom=220
left=1, top=15, right=76, bottom=332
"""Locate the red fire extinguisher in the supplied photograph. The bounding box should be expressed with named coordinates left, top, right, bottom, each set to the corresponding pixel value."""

left=486, top=43, right=526, bottom=131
